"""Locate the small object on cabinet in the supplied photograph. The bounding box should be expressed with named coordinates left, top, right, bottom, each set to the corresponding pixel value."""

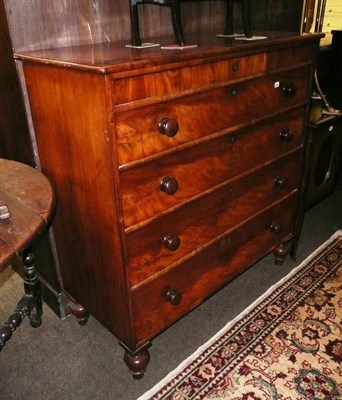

left=128, top=0, right=185, bottom=47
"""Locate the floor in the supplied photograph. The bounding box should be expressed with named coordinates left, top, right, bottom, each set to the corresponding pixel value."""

left=0, top=171, right=341, bottom=400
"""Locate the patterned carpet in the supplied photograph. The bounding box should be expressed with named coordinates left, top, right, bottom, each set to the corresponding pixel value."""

left=139, top=231, right=342, bottom=400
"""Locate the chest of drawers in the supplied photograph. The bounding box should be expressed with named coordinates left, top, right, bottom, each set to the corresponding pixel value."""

left=15, top=32, right=322, bottom=377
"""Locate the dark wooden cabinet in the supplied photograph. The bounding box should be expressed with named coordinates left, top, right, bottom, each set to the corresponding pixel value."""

left=14, top=31, right=322, bottom=377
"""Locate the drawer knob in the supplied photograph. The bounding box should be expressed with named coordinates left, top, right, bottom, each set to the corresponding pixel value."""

left=232, top=63, right=239, bottom=72
left=270, top=222, right=281, bottom=234
left=165, top=288, right=181, bottom=306
left=160, top=176, right=178, bottom=195
left=274, top=176, right=287, bottom=188
left=281, top=82, right=297, bottom=97
left=279, top=129, right=293, bottom=142
left=163, top=234, right=180, bottom=251
left=158, top=118, right=179, bottom=137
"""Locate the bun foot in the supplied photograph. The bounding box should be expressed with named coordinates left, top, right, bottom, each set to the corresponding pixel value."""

left=67, top=299, right=89, bottom=325
left=273, top=240, right=291, bottom=265
left=122, top=343, right=151, bottom=379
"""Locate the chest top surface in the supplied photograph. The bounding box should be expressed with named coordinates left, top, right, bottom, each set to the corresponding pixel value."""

left=14, top=32, right=324, bottom=74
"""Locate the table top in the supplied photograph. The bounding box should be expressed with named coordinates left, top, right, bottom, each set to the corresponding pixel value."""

left=0, top=159, right=55, bottom=270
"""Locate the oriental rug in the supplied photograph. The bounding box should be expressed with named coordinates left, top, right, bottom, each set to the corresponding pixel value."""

left=139, top=231, right=342, bottom=400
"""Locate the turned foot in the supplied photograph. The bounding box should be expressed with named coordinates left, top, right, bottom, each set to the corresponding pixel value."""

left=67, top=299, right=89, bottom=325
left=273, top=240, right=291, bottom=265
left=122, top=343, right=151, bottom=379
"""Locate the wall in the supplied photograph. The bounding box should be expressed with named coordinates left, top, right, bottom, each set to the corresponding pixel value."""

left=4, top=0, right=303, bottom=52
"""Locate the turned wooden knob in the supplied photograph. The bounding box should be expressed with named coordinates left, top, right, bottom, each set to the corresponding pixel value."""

left=165, top=288, right=181, bottom=305
left=270, top=222, right=281, bottom=234
left=281, top=82, right=297, bottom=97
left=274, top=176, right=287, bottom=188
left=279, top=129, right=293, bottom=142
left=163, top=234, right=180, bottom=251
left=160, top=176, right=178, bottom=195
left=158, top=118, right=179, bottom=137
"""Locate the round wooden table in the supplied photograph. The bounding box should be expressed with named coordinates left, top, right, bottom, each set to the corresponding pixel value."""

left=0, top=158, right=55, bottom=351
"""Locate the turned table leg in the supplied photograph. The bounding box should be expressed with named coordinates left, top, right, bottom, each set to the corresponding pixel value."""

left=22, top=249, right=42, bottom=327
left=0, top=248, right=42, bottom=351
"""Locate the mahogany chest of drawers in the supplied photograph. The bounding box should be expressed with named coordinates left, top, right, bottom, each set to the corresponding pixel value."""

left=15, top=32, right=322, bottom=377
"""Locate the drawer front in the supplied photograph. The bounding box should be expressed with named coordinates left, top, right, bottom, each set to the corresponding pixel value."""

left=266, top=44, right=316, bottom=71
left=131, top=194, right=297, bottom=342
left=120, top=108, right=305, bottom=227
left=115, top=67, right=311, bottom=165
left=127, top=153, right=300, bottom=286
left=112, top=44, right=315, bottom=105
left=112, top=53, right=266, bottom=104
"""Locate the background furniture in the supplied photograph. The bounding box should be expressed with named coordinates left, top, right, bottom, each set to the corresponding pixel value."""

left=224, top=0, right=252, bottom=37
left=0, top=158, right=54, bottom=350
left=14, top=31, right=322, bottom=377
left=129, top=0, right=253, bottom=47
left=129, top=0, right=185, bottom=46
left=305, top=115, right=342, bottom=208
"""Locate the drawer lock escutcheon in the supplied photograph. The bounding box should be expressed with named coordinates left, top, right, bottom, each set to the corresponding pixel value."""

left=281, top=82, right=297, bottom=97
left=158, top=118, right=179, bottom=137
left=274, top=176, right=287, bottom=188
left=228, top=134, right=236, bottom=144
left=269, top=222, right=281, bottom=234
left=279, top=129, right=293, bottom=142
left=165, top=288, right=181, bottom=306
left=160, top=176, right=178, bottom=195
left=163, top=234, right=180, bottom=251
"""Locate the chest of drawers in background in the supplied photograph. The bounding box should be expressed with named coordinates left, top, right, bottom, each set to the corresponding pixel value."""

left=15, top=32, right=322, bottom=377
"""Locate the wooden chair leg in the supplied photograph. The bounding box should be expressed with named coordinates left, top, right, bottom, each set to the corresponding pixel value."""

left=224, top=0, right=253, bottom=37
left=241, top=0, right=253, bottom=38
left=224, top=0, right=234, bottom=35
left=129, top=1, right=142, bottom=46
left=170, top=0, right=185, bottom=46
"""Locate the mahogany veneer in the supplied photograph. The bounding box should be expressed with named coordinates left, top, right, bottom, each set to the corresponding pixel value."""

left=14, top=31, right=322, bottom=377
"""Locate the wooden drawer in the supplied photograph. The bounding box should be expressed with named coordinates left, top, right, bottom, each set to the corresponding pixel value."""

left=112, top=53, right=266, bottom=105
left=127, top=153, right=300, bottom=286
left=120, top=108, right=305, bottom=227
left=265, top=44, right=316, bottom=71
left=131, top=194, right=297, bottom=342
left=115, top=67, right=311, bottom=165
left=112, top=44, right=315, bottom=105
